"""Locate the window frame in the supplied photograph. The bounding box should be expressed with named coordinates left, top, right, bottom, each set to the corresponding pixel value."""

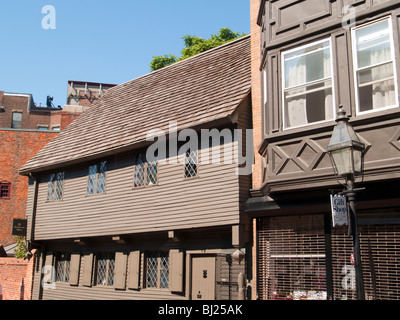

left=281, top=37, right=336, bottom=131
left=47, top=172, right=64, bottom=201
left=133, top=152, right=158, bottom=188
left=0, top=183, right=11, bottom=199
left=86, top=160, right=107, bottom=195
left=145, top=251, right=170, bottom=290
left=351, top=16, right=399, bottom=116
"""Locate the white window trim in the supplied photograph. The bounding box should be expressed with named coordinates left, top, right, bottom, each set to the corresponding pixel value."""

left=281, top=38, right=336, bottom=131
left=351, top=16, right=399, bottom=116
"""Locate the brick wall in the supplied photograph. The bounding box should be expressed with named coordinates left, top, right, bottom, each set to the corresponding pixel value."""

left=0, top=250, right=36, bottom=300
left=250, top=0, right=263, bottom=189
left=0, top=129, right=58, bottom=246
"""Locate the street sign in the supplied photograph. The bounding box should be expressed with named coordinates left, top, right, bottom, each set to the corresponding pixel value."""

left=330, top=194, right=348, bottom=227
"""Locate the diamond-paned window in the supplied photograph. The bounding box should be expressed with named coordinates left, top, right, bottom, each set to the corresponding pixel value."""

left=87, top=161, right=107, bottom=195
left=147, top=161, right=158, bottom=185
left=97, top=161, right=107, bottom=193
left=96, top=253, right=115, bottom=286
left=134, top=152, right=158, bottom=187
left=55, top=253, right=71, bottom=283
left=146, top=253, right=158, bottom=288
left=47, top=172, right=65, bottom=201
left=184, top=150, right=198, bottom=178
left=159, top=252, right=169, bottom=289
left=146, top=252, right=169, bottom=289
left=134, top=154, right=146, bottom=187
left=87, top=165, right=97, bottom=195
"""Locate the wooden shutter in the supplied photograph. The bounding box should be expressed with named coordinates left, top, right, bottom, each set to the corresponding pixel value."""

left=69, top=253, right=81, bottom=286
left=114, top=252, right=128, bottom=290
left=127, top=251, right=140, bottom=290
left=170, top=250, right=184, bottom=293
left=44, top=252, right=54, bottom=284
left=82, top=253, right=94, bottom=287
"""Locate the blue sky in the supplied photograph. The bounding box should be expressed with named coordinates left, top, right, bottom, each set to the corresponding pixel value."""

left=0, top=1, right=250, bottom=108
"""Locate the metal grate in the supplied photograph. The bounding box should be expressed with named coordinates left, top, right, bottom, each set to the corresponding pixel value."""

left=258, top=216, right=400, bottom=300
left=332, top=224, right=400, bottom=300
left=258, top=216, right=327, bottom=300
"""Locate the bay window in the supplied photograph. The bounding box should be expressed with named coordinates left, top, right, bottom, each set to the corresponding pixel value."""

left=282, top=39, right=334, bottom=129
left=352, top=17, right=398, bottom=114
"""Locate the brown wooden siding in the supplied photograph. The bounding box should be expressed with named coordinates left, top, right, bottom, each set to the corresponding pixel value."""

left=28, top=131, right=253, bottom=241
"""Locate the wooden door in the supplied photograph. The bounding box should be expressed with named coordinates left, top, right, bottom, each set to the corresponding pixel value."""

left=191, top=256, right=216, bottom=300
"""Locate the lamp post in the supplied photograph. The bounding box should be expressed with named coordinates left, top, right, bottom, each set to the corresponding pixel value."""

left=327, top=106, right=365, bottom=300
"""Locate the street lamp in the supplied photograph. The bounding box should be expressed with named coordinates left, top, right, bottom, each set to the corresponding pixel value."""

left=327, top=105, right=366, bottom=300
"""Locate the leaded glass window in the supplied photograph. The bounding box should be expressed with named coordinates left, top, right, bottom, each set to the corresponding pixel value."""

left=184, top=150, right=198, bottom=178
left=87, top=161, right=107, bottom=195
left=47, top=172, right=64, bottom=201
left=133, top=152, right=158, bottom=187
left=55, top=253, right=71, bottom=283
left=95, top=253, right=115, bottom=286
left=146, top=252, right=169, bottom=289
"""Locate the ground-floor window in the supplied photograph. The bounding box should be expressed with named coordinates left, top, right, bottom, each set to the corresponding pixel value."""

left=95, top=253, right=115, bottom=286
left=145, top=251, right=169, bottom=289
left=257, top=214, right=400, bottom=300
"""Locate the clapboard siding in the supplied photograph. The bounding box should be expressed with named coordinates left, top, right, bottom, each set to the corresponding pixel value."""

left=32, top=140, right=244, bottom=240
left=40, top=251, right=186, bottom=300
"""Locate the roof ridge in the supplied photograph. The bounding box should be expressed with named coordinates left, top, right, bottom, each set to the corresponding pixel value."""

left=113, top=34, right=250, bottom=91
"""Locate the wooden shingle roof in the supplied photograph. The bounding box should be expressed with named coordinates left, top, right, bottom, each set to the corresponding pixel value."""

left=20, top=35, right=251, bottom=174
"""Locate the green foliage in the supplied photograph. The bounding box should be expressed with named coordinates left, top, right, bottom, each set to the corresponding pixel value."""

left=149, top=54, right=178, bottom=73
left=150, top=28, right=247, bottom=71
left=14, top=236, right=27, bottom=259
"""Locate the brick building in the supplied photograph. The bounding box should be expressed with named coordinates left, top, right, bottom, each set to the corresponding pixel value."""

left=0, top=81, right=116, bottom=299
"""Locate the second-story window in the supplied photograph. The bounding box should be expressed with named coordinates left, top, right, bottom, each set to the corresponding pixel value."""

left=87, top=161, right=107, bottom=195
left=133, top=152, right=158, bottom=187
left=282, top=39, right=334, bottom=129
left=47, top=172, right=64, bottom=201
left=11, top=111, right=22, bottom=129
left=352, top=17, right=398, bottom=114
left=184, top=149, right=198, bottom=178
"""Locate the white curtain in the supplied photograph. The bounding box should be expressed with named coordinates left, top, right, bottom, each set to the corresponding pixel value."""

left=356, top=19, right=396, bottom=111
left=286, top=58, right=307, bottom=128
left=285, top=41, right=333, bottom=128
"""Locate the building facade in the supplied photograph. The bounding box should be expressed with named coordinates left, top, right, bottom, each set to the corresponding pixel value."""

left=248, top=0, right=400, bottom=300
left=20, top=37, right=253, bottom=300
